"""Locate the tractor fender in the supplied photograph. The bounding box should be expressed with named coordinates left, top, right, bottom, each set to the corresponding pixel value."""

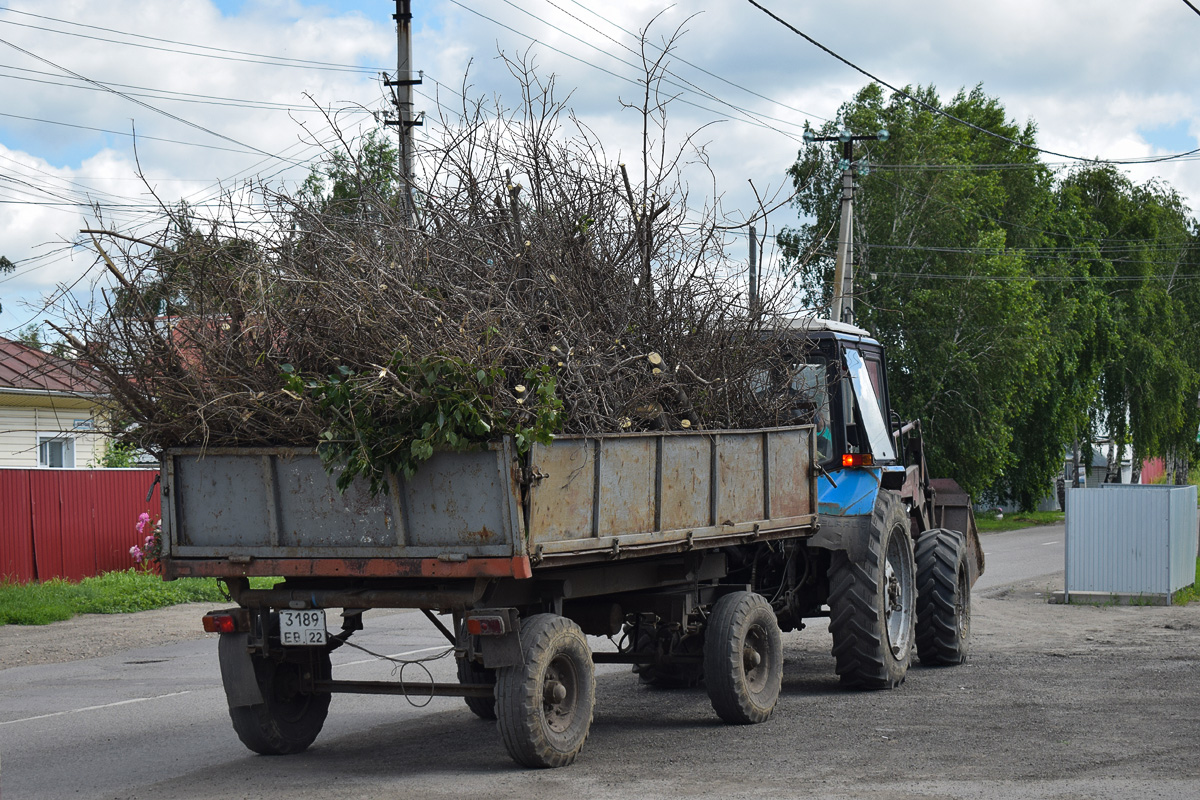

left=810, top=489, right=906, bottom=563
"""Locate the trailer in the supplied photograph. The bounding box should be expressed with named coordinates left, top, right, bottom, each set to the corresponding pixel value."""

left=164, top=318, right=984, bottom=769
left=163, top=426, right=820, bottom=767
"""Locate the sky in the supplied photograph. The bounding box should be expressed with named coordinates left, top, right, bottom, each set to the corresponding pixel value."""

left=1, top=0, right=1198, bottom=338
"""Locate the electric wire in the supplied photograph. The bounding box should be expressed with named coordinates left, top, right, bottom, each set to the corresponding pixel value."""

left=495, top=0, right=810, bottom=143
left=744, top=0, right=1200, bottom=166
left=557, top=0, right=830, bottom=124
left=0, top=62, right=369, bottom=113
left=0, top=15, right=384, bottom=75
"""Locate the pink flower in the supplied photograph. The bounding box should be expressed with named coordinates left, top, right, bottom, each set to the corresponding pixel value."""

left=136, top=511, right=151, bottom=536
left=129, top=545, right=143, bottom=563
left=145, top=535, right=155, bottom=548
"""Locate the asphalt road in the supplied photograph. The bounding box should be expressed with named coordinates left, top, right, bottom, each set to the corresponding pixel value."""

left=974, top=523, right=1065, bottom=591
left=7, top=520, right=1198, bottom=800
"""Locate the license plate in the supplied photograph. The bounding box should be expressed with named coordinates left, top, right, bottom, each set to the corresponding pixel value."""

left=279, top=609, right=327, bottom=646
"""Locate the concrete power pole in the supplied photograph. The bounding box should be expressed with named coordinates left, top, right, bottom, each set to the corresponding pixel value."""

left=802, top=127, right=888, bottom=323
left=748, top=223, right=758, bottom=317
left=386, top=0, right=422, bottom=220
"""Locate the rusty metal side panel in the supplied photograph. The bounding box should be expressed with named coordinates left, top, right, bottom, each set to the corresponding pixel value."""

left=528, top=438, right=595, bottom=542
left=528, top=428, right=817, bottom=562
left=165, top=445, right=522, bottom=562
left=596, top=437, right=657, bottom=538
left=273, top=456, right=397, bottom=548
left=402, top=446, right=520, bottom=551
left=660, top=435, right=711, bottom=531
left=767, top=427, right=813, bottom=519
left=714, top=432, right=765, bottom=525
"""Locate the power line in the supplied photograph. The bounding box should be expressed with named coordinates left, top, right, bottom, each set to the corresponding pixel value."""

left=496, top=0, right=809, bottom=143
left=0, top=111, right=262, bottom=155
left=445, top=0, right=805, bottom=143
left=556, top=0, right=830, bottom=124
left=0, top=14, right=383, bottom=75
left=0, top=62, right=364, bottom=113
left=0, top=37, right=311, bottom=168
left=743, top=0, right=1200, bottom=167
left=1183, top=0, right=1200, bottom=19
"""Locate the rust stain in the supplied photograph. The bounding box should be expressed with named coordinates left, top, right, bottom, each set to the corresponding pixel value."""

left=461, top=526, right=496, bottom=543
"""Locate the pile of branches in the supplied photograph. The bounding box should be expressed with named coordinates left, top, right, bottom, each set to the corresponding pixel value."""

left=64, top=53, right=808, bottom=489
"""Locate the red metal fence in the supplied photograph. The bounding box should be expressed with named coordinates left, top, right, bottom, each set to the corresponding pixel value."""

left=0, top=469, right=161, bottom=583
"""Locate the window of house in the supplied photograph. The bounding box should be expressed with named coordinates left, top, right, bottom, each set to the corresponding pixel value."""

left=38, top=435, right=75, bottom=468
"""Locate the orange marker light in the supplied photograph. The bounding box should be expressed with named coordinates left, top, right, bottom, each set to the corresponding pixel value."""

left=841, top=453, right=875, bottom=468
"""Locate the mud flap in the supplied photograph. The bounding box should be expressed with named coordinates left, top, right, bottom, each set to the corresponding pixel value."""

left=218, top=632, right=264, bottom=707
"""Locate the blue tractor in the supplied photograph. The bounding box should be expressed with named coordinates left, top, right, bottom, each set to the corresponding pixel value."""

left=634, top=318, right=985, bottom=691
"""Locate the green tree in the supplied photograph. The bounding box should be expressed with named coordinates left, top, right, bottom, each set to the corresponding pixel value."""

left=1061, top=165, right=1200, bottom=476
left=780, top=83, right=1109, bottom=503
left=297, top=128, right=399, bottom=219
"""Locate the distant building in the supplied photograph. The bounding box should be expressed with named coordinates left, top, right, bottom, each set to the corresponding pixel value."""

left=0, top=336, right=110, bottom=467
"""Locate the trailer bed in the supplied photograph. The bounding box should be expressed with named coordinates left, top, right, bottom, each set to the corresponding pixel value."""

left=162, top=426, right=818, bottom=580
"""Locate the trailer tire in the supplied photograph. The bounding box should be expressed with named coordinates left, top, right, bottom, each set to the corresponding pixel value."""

left=227, top=650, right=331, bottom=755
left=703, top=591, right=782, bottom=724
left=456, top=656, right=497, bottom=719
left=496, top=614, right=595, bottom=768
left=827, top=491, right=915, bottom=689
left=915, top=528, right=971, bottom=666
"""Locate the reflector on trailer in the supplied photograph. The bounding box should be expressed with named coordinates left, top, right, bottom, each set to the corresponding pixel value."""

left=202, top=613, right=238, bottom=634
left=466, top=615, right=508, bottom=636
left=842, top=453, right=875, bottom=468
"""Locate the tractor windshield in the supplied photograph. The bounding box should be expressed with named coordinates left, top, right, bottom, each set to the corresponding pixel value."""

left=844, top=348, right=895, bottom=461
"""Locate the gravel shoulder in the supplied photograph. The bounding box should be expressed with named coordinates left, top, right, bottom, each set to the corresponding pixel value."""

left=0, top=602, right=217, bottom=669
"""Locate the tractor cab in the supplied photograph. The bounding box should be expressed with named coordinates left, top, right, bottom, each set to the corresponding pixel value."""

left=776, top=318, right=906, bottom=516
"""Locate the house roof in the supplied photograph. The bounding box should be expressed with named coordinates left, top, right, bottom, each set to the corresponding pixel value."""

left=0, top=336, right=106, bottom=396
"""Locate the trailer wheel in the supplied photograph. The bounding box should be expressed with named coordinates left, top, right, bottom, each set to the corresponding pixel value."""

left=227, top=650, right=331, bottom=755
left=827, top=491, right=915, bottom=689
left=703, top=591, right=782, bottom=724
left=915, top=528, right=971, bottom=665
left=456, top=656, right=497, bottom=719
left=496, top=614, right=595, bottom=768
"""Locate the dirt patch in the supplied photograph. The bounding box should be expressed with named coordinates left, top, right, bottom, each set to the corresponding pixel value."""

left=0, top=602, right=215, bottom=669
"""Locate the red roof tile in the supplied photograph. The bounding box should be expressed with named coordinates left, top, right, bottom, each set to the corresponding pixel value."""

left=0, top=336, right=106, bottom=395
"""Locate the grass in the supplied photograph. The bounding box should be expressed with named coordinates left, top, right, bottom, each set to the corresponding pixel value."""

left=1173, top=557, right=1200, bottom=606
left=0, top=570, right=277, bottom=626
left=975, top=509, right=1065, bottom=533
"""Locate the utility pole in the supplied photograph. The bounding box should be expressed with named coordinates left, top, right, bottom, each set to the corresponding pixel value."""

left=803, top=127, right=888, bottom=323
left=748, top=223, right=758, bottom=317
left=385, top=0, right=423, bottom=221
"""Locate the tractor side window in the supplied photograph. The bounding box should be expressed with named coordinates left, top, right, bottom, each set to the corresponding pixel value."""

left=789, top=361, right=832, bottom=462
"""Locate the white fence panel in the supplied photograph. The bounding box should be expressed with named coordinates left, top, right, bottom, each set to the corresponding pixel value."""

left=1065, top=484, right=1197, bottom=597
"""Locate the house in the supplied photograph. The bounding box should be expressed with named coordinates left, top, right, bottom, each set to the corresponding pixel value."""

left=0, top=336, right=110, bottom=468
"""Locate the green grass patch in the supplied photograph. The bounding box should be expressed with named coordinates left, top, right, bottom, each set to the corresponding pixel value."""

left=0, top=570, right=277, bottom=625
left=1173, top=557, right=1200, bottom=606
left=975, top=510, right=1065, bottom=533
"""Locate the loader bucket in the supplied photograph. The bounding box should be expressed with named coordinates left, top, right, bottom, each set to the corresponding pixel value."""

left=928, top=477, right=985, bottom=585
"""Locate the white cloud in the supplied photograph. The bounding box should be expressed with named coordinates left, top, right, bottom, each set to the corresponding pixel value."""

left=2, top=0, right=1198, bottom=333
